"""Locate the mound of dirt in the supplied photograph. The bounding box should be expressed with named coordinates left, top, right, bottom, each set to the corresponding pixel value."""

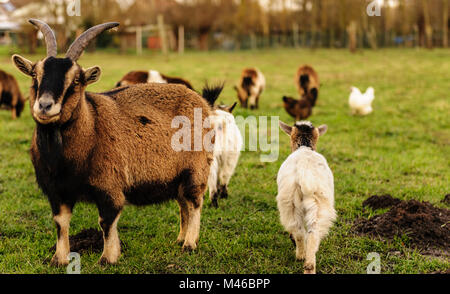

left=354, top=199, right=450, bottom=254
left=49, top=228, right=125, bottom=253
left=362, top=194, right=401, bottom=210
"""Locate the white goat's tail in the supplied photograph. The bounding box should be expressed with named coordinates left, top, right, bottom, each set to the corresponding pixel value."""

left=298, top=169, right=317, bottom=199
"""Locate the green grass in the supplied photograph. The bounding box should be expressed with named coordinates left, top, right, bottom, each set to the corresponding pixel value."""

left=0, top=48, right=449, bottom=274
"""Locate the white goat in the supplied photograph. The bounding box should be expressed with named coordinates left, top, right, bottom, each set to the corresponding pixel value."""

left=208, top=104, right=242, bottom=208
left=277, top=121, right=336, bottom=274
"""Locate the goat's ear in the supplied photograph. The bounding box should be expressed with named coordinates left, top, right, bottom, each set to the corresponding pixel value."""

left=12, top=54, right=34, bottom=77
left=227, top=102, right=237, bottom=113
left=279, top=121, right=292, bottom=136
left=318, top=124, right=328, bottom=136
left=84, top=66, right=101, bottom=85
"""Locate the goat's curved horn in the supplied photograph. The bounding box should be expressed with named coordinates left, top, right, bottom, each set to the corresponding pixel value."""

left=65, top=22, right=119, bottom=61
left=28, top=19, right=57, bottom=57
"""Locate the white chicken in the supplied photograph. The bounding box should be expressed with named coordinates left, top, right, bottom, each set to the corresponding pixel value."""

left=349, top=86, right=375, bottom=116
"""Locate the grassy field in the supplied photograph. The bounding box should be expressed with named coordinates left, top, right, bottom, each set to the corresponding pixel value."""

left=0, top=48, right=448, bottom=274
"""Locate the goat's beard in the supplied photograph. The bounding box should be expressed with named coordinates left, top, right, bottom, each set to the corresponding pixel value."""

left=34, top=113, right=61, bottom=125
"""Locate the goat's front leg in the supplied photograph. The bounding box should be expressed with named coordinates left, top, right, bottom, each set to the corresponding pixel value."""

left=95, top=191, right=124, bottom=265
left=292, top=227, right=306, bottom=261
left=50, top=204, right=73, bottom=266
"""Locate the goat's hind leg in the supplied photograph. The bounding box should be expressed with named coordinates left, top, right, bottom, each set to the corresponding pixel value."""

left=182, top=185, right=205, bottom=251
left=95, top=191, right=124, bottom=265
left=277, top=192, right=305, bottom=261
left=303, top=199, right=321, bottom=274
left=208, top=160, right=220, bottom=207
left=176, top=196, right=189, bottom=245
left=182, top=198, right=203, bottom=251
left=209, top=182, right=220, bottom=208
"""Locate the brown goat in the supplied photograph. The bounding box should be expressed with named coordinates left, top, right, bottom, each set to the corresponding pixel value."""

left=282, top=96, right=313, bottom=121
left=296, top=65, right=319, bottom=106
left=234, top=68, right=265, bottom=110
left=12, top=19, right=213, bottom=266
left=0, top=69, right=26, bottom=119
left=116, top=70, right=194, bottom=90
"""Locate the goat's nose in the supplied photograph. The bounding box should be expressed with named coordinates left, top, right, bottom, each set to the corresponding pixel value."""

left=39, top=100, right=54, bottom=112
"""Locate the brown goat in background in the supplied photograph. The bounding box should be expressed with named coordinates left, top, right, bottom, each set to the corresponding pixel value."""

left=0, top=69, right=26, bottom=119
left=234, top=68, right=265, bottom=110
left=296, top=65, right=319, bottom=107
left=115, top=70, right=194, bottom=90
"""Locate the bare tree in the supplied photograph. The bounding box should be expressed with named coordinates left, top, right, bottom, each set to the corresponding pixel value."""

left=421, top=0, right=433, bottom=49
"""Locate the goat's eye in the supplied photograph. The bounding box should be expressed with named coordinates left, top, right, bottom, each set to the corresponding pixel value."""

left=31, top=72, right=36, bottom=79
left=73, top=78, right=80, bottom=85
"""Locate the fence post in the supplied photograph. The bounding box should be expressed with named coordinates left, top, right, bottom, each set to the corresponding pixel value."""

left=250, top=32, right=257, bottom=50
left=178, top=26, right=184, bottom=54
left=158, top=14, right=168, bottom=55
left=136, top=26, right=142, bottom=55
left=293, top=23, right=299, bottom=48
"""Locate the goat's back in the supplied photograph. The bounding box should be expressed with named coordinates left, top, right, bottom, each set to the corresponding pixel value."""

left=87, top=83, right=213, bottom=191
left=116, top=71, right=148, bottom=87
left=277, top=147, right=333, bottom=202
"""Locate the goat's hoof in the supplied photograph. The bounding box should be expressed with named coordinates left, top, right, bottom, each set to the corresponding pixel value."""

left=303, top=263, right=315, bottom=274
left=98, top=256, right=118, bottom=266
left=210, top=199, right=219, bottom=208
left=220, top=190, right=228, bottom=199
left=182, top=243, right=197, bottom=252
left=175, top=238, right=185, bottom=246
left=50, top=255, right=69, bottom=267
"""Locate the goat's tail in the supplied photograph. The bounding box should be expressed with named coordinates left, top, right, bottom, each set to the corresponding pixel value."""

left=298, top=169, right=317, bottom=200
left=202, top=82, right=225, bottom=107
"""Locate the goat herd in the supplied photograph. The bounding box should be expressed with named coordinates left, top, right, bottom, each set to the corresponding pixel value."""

left=0, top=20, right=377, bottom=274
